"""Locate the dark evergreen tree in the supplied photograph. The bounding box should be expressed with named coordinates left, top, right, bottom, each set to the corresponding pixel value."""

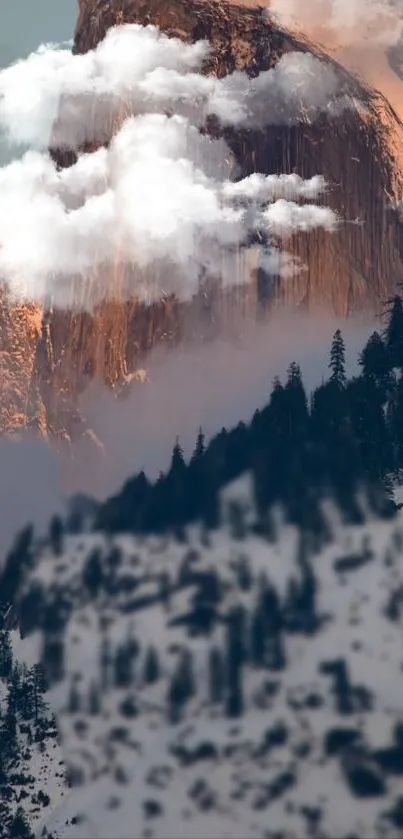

left=384, top=294, right=403, bottom=369
left=311, top=379, right=348, bottom=441
left=0, top=525, right=34, bottom=614
left=251, top=576, right=285, bottom=671
left=347, top=374, right=393, bottom=481
left=9, top=807, right=34, bottom=838
left=359, top=331, right=392, bottom=396
left=0, top=631, right=12, bottom=679
left=68, top=677, right=81, bottom=714
left=28, top=664, right=47, bottom=723
left=329, top=329, right=346, bottom=389
left=388, top=374, right=403, bottom=472
left=83, top=548, right=103, bottom=598
left=251, top=598, right=266, bottom=668
left=49, top=515, right=64, bottom=556
left=114, top=643, right=133, bottom=688
left=107, top=546, right=122, bottom=575
left=284, top=362, right=309, bottom=441
left=228, top=501, right=246, bottom=540
left=8, top=663, right=22, bottom=715
left=100, top=636, right=112, bottom=691
left=194, top=427, right=205, bottom=459
left=225, top=606, right=245, bottom=718
left=269, top=377, right=288, bottom=438
left=19, top=671, right=34, bottom=721
left=143, top=646, right=160, bottom=684
left=41, top=635, right=65, bottom=685
left=167, top=650, right=195, bottom=724
left=208, top=646, right=225, bottom=704
left=1, top=705, right=17, bottom=763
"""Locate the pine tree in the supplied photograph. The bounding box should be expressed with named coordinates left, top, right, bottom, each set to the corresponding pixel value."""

left=143, top=646, right=160, bottom=684
left=0, top=631, right=12, bottom=679
left=49, top=515, right=64, bottom=556
left=1, top=705, right=17, bottom=762
left=228, top=501, right=246, bottom=540
left=41, top=634, right=65, bottom=685
left=68, top=678, right=81, bottom=714
left=100, top=636, right=112, bottom=691
left=83, top=548, right=103, bottom=597
left=251, top=577, right=285, bottom=671
left=359, top=331, right=391, bottom=391
left=177, top=649, right=195, bottom=700
left=165, top=438, right=188, bottom=529
left=170, top=438, right=186, bottom=475
left=285, top=362, right=309, bottom=440
left=167, top=650, right=195, bottom=724
left=194, top=427, right=205, bottom=459
left=9, top=806, right=34, bottom=838
left=0, top=525, right=34, bottom=612
left=384, top=294, right=403, bottom=369
left=225, top=607, right=245, bottom=718
left=114, top=643, right=133, bottom=688
left=208, top=646, right=225, bottom=704
left=19, top=671, right=34, bottom=721
left=28, top=664, right=47, bottom=723
left=389, top=374, right=403, bottom=472
left=329, top=329, right=346, bottom=388
left=8, top=663, right=22, bottom=715
left=347, top=373, right=393, bottom=481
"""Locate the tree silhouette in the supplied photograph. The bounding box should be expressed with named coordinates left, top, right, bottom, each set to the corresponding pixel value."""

left=329, top=329, right=346, bottom=388
left=49, top=515, right=64, bottom=556
left=384, top=294, right=403, bottom=369
left=0, top=631, right=12, bottom=679
left=143, top=646, right=160, bottom=684
left=9, top=807, right=34, bottom=839
left=359, top=331, right=392, bottom=396
left=208, top=646, right=225, bottom=704
left=225, top=606, right=246, bottom=718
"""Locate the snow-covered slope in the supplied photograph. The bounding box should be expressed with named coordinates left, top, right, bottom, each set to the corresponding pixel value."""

left=8, top=477, right=403, bottom=839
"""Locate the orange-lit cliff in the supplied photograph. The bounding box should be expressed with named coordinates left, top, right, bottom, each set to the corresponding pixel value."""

left=2, top=0, right=403, bottom=447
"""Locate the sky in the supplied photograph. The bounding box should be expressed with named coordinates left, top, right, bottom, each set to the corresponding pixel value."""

left=0, top=0, right=76, bottom=164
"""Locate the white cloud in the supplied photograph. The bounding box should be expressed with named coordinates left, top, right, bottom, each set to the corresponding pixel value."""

left=263, top=199, right=338, bottom=233
left=0, top=24, right=342, bottom=309
left=0, top=24, right=353, bottom=150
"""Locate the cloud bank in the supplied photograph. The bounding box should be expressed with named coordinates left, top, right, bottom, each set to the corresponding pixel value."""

left=0, top=24, right=346, bottom=309
left=0, top=24, right=353, bottom=148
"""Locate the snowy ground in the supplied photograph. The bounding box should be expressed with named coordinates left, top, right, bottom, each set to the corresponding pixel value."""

left=8, top=477, right=403, bottom=838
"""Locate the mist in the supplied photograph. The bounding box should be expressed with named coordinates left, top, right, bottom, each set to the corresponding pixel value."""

left=0, top=436, right=63, bottom=563
left=66, top=309, right=376, bottom=498
left=265, top=0, right=403, bottom=122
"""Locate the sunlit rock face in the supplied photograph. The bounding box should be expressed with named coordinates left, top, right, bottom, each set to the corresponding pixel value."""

left=3, top=0, right=403, bottom=446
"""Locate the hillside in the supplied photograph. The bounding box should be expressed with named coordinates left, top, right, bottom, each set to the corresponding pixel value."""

left=2, top=477, right=403, bottom=838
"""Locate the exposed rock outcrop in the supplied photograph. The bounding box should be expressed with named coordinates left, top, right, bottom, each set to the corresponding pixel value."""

left=3, top=0, right=403, bottom=444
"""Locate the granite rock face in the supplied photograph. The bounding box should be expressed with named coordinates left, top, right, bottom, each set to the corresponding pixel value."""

left=2, top=0, right=403, bottom=444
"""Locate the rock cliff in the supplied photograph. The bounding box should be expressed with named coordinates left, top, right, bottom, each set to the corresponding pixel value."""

left=2, top=0, right=403, bottom=445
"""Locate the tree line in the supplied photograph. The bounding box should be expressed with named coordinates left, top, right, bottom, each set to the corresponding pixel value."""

left=94, top=294, right=403, bottom=536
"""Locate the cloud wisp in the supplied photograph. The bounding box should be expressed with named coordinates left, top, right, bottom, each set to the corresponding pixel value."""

left=269, top=0, right=403, bottom=48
